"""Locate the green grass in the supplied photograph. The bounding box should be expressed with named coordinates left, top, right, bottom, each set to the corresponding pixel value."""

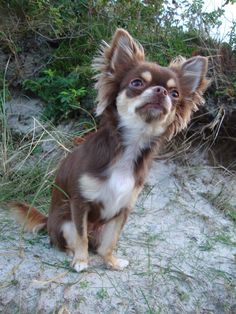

left=79, top=280, right=90, bottom=289
left=0, top=88, right=97, bottom=212
left=96, top=288, right=109, bottom=300
left=0, top=3, right=235, bottom=311
left=201, top=190, right=236, bottom=223
left=140, top=288, right=162, bottom=314
left=213, top=233, right=236, bottom=247
left=198, top=240, right=214, bottom=251
left=2, top=0, right=235, bottom=122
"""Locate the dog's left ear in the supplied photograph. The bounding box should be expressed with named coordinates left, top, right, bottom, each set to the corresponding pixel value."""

left=166, top=56, right=209, bottom=140
left=93, top=29, right=145, bottom=115
left=170, top=56, right=208, bottom=95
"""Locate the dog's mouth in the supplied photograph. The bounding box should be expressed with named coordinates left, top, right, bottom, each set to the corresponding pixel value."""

left=135, top=100, right=170, bottom=123
left=139, top=102, right=163, bottom=111
left=137, top=102, right=167, bottom=114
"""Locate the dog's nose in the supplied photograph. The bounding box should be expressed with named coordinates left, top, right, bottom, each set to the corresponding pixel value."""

left=154, top=86, right=168, bottom=96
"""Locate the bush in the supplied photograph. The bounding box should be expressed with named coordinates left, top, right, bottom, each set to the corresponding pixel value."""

left=23, top=69, right=88, bottom=122
left=1, top=0, right=235, bottom=122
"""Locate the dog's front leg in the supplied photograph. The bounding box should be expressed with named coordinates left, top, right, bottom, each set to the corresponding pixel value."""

left=97, top=208, right=129, bottom=270
left=69, top=200, right=89, bottom=272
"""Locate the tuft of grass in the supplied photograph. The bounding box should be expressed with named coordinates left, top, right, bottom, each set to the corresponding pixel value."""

left=198, top=240, right=214, bottom=251
left=140, top=288, right=161, bottom=314
left=213, top=233, right=236, bottom=247
left=227, top=210, right=236, bottom=223
left=201, top=190, right=236, bottom=223
left=176, top=289, right=190, bottom=302
left=96, top=288, right=109, bottom=300
left=0, top=110, right=96, bottom=217
left=79, top=280, right=90, bottom=289
left=0, top=58, right=12, bottom=178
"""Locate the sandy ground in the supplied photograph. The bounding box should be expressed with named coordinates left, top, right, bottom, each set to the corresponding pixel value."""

left=0, top=153, right=236, bottom=314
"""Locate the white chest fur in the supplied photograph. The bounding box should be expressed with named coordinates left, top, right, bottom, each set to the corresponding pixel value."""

left=79, top=122, right=157, bottom=220
left=79, top=159, right=136, bottom=220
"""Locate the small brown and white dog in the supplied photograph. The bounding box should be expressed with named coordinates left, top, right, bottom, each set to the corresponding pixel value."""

left=12, top=29, right=209, bottom=272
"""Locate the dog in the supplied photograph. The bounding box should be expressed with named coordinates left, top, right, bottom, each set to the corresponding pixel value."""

left=11, top=29, right=209, bottom=272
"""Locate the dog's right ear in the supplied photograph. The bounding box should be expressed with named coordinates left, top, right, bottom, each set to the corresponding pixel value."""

left=93, top=29, right=145, bottom=116
left=106, top=29, right=145, bottom=73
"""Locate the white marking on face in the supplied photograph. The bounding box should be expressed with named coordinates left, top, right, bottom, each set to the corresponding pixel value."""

left=116, top=88, right=174, bottom=145
left=80, top=85, right=177, bottom=222
left=167, top=78, right=176, bottom=88
left=141, top=71, right=152, bottom=82
left=117, top=87, right=172, bottom=115
left=117, top=88, right=156, bottom=115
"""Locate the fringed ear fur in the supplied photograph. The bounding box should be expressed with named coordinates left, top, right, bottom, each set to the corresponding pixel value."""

left=92, top=29, right=145, bottom=116
left=166, top=56, right=210, bottom=140
left=170, top=56, right=209, bottom=95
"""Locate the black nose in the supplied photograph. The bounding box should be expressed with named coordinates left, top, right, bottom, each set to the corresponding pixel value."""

left=154, top=86, right=168, bottom=96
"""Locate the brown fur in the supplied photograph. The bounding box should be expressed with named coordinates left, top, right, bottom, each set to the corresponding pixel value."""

left=93, top=29, right=145, bottom=115
left=10, top=202, right=47, bottom=233
left=11, top=29, right=209, bottom=271
left=166, top=55, right=210, bottom=139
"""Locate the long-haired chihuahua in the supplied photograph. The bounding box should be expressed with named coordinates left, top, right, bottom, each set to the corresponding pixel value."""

left=12, top=29, right=209, bottom=272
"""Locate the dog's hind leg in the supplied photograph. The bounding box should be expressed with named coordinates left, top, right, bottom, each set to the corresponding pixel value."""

left=97, top=208, right=129, bottom=270
left=62, top=200, right=89, bottom=272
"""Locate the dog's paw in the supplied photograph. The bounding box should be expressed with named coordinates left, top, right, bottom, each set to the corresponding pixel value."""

left=72, top=261, right=88, bottom=273
left=107, top=258, right=129, bottom=271
left=115, top=258, right=129, bottom=270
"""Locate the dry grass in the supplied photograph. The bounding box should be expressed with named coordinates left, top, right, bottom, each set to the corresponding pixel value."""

left=0, top=145, right=236, bottom=313
left=0, top=59, right=236, bottom=314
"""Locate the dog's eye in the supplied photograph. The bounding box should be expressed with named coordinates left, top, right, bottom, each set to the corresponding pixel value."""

left=130, top=79, right=144, bottom=88
left=171, top=90, right=179, bottom=98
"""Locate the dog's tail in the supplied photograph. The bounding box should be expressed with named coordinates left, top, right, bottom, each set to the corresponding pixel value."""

left=10, top=201, right=48, bottom=233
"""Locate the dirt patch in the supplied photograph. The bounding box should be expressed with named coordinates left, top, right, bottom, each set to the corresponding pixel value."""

left=0, top=152, right=235, bottom=313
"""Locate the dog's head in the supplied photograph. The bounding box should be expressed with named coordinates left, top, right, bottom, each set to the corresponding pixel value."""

left=93, top=29, right=209, bottom=140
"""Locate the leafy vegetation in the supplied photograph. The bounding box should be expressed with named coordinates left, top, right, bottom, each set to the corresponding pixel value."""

left=0, top=0, right=235, bottom=121
left=0, top=4, right=235, bottom=313
left=23, top=69, right=88, bottom=122
left=0, top=0, right=236, bottom=205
